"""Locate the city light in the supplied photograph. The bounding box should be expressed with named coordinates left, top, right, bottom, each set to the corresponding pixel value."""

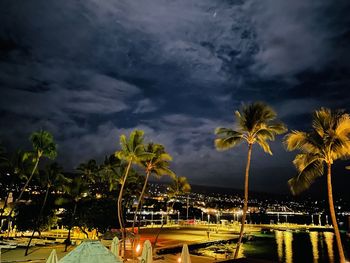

left=135, top=244, right=141, bottom=254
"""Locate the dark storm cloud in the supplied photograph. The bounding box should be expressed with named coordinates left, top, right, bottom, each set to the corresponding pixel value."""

left=0, top=0, right=350, bottom=193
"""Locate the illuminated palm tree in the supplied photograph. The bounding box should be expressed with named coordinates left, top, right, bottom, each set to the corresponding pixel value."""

left=284, top=108, right=350, bottom=263
left=153, top=176, right=191, bottom=251
left=115, top=130, right=153, bottom=256
left=215, top=102, right=287, bottom=259
left=132, top=143, right=176, bottom=231
left=8, top=130, right=57, bottom=218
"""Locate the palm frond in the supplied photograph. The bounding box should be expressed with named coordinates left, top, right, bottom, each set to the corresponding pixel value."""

left=335, top=113, right=350, bottom=137
left=214, top=137, right=243, bottom=151
left=255, top=128, right=275, bottom=141
left=256, top=138, right=272, bottom=155
left=30, top=130, right=57, bottom=159
left=288, top=154, right=324, bottom=195
left=214, top=127, right=243, bottom=150
left=284, top=131, right=319, bottom=153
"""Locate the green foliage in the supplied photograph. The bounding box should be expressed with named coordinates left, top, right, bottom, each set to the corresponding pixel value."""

left=99, top=154, right=124, bottom=192
left=37, top=163, right=70, bottom=189
left=77, top=159, right=99, bottom=184
left=30, top=130, right=57, bottom=159
left=284, top=108, right=350, bottom=195
left=168, top=176, right=191, bottom=198
left=143, top=143, right=176, bottom=179
left=116, top=130, right=154, bottom=165
left=215, top=102, right=287, bottom=154
left=60, top=174, right=89, bottom=203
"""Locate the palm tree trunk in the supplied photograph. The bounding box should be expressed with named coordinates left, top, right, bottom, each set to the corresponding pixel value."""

left=7, top=154, right=41, bottom=221
left=25, top=185, right=50, bottom=256
left=0, top=192, right=10, bottom=217
left=153, top=201, right=175, bottom=253
left=132, top=171, right=150, bottom=232
left=234, top=143, right=252, bottom=259
left=117, top=160, right=132, bottom=258
left=65, top=202, right=77, bottom=252
left=327, top=163, right=346, bottom=263
left=7, top=154, right=41, bottom=238
left=131, top=171, right=150, bottom=261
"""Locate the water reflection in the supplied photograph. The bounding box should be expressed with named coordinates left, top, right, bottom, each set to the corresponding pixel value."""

left=310, top=232, right=319, bottom=263
left=324, top=232, right=334, bottom=263
left=274, top=229, right=338, bottom=263
left=275, top=230, right=283, bottom=262
left=284, top=231, right=293, bottom=263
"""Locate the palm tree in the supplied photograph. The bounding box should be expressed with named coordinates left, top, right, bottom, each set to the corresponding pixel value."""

left=25, top=163, right=70, bottom=256
left=0, top=150, right=33, bottom=218
left=77, top=159, right=99, bottom=184
left=59, top=175, right=89, bottom=252
left=215, top=102, right=287, bottom=259
left=115, top=130, right=153, bottom=256
left=7, top=130, right=57, bottom=220
left=284, top=108, right=350, bottom=263
left=100, top=154, right=123, bottom=194
left=153, top=176, right=191, bottom=251
left=132, top=143, right=176, bottom=232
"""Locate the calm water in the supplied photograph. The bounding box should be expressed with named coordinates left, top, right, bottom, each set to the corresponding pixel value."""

left=243, top=230, right=350, bottom=263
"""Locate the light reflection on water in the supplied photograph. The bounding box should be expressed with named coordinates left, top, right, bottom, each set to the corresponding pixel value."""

left=275, top=230, right=283, bottom=262
left=284, top=231, right=293, bottom=263
left=310, top=231, right=319, bottom=263
left=323, top=232, right=334, bottom=263
left=274, top=230, right=335, bottom=263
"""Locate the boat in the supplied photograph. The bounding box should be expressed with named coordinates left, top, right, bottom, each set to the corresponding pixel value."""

left=0, top=244, right=17, bottom=249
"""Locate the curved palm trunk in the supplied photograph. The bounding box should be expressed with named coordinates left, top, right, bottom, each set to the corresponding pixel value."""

left=0, top=192, right=10, bottom=217
left=131, top=171, right=150, bottom=261
left=234, top=143, right=252, bottom=259
left=327, top=163, right=346, bottom=263
left=117, top=160, right=132, bottom=258
left=132, top=171, right=150, bottom=232
left=153, top=201, right=175, bottom=254
left=137, top=200, right=143, bottom=233
left=7, top=154, right=41, bottom=221
left=25, top=185, right=50, bottom=256
left=65, top=202, right=77, bottom=252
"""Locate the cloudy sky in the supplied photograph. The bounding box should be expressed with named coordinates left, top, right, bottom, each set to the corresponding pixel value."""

left=1, top=0, right=350, bottom=195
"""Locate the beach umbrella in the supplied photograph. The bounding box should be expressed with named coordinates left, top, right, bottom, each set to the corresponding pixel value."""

left=140, top=240, right=152, bottom=263
left=59, top=240, right=121, bottom=263
left=46, top=249, right=58, bottom=263
left=110, top=237, right=122, bottom=261
left=180, top=244, right=191, bottom=263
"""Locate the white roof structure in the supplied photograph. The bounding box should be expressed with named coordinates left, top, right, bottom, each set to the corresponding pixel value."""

left=59, top=240, right=122, bottom=263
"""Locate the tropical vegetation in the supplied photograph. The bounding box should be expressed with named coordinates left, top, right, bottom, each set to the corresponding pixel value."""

left=0, top=104, right=349, bottom=262
left=284, top=108, right=350, bottom=263
left=215, top=102, right=287, bottom=258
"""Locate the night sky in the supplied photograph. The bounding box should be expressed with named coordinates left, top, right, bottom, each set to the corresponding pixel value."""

left=1, top=0, right=350, bottom=195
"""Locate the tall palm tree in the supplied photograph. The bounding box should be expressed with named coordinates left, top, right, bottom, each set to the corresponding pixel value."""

left=58, top=175, right=89, bottom=252
left=132, top=143, right=176, bottom=232
left=7, top=130, right=57, bottom=219
left=25, top=163, right=70, bottom=256
left=284, top=108, right=350, bottom=263
left=0, top=150, right=33, bottom=218
left=115, top=130, right=153, bottom=256
left=215, top=102, right=287, bottom=259
left=153, top=176, right=191, bottom=251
